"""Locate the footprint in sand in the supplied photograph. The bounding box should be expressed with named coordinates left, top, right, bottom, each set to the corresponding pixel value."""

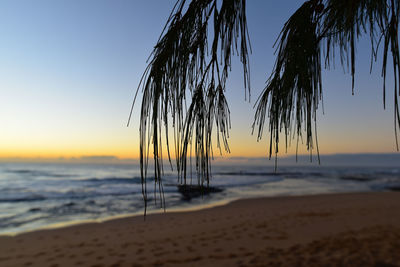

left=153, top=246, right=163, bottom=251
left=34, top=251, right=46, bottom=257
left=243, top=252, right=254, bottom=257
left=112, top=261, right=124, bottom=267
left=154, top=251, right=166, bottom=257
left=138, top=256, right=146, bottom=261
left=84, top=251, right=94, bottom=256
left=120, top=242, right=130, bottom=249
left=0, top=256, right=11, bottom=262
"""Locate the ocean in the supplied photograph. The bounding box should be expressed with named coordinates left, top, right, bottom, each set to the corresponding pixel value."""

left=0, top=161, right=399, bottom=235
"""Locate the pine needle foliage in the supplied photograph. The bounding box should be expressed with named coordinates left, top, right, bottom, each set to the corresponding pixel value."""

left=253, top=0, right=323, bottom=166
left=131, top=0, right=250, bottom=214
left=132, top=0, right=400, bottom=212
left=253, top=0, right=400, bottom=162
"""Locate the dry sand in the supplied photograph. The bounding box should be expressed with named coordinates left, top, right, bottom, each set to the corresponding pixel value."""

left=0, top=192, right=399, bottom=267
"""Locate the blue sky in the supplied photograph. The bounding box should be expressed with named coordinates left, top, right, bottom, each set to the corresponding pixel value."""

left=0, top=0, right=398, bottom=159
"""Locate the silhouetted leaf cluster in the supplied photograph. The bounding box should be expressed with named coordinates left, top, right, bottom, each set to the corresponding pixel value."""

left=253, top=0, right=400, bottom=164
left=130, top=0, right=250, bottom=213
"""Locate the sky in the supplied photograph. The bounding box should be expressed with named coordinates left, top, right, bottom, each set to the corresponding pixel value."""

left=0, top=0, right=398, bottom=161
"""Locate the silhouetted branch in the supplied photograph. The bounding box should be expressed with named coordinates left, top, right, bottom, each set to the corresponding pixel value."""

left=253, top=0, right=400, bottom=166
left=133, top=0, right=250, bottom=214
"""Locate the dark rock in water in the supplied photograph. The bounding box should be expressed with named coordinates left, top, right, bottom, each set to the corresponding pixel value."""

left=386, top=186, right=400, bottom=191
left=340, top=175, right=372, bottom=182
left=177, top=185, right=223, bottom=201
left=29, top=207, right=41, bottom=212
left=64, top=202, right=76, bottom=207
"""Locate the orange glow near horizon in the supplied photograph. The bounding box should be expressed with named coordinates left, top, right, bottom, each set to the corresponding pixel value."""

left=0, top=129, right=397, bottom=161
left=0, top=145, right=139, bottom=159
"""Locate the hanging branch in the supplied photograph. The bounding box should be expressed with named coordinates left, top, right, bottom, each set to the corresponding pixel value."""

left=253, top=0, right=324, bottom=166
left=132, top=0, right=250, bottom=214
left=322, top=0, right=400, bottom=147
left=253, top=0, right=400, bottom=166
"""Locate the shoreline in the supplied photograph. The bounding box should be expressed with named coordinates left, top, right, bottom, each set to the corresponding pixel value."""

left=1, top=192, right=399, bottom=266
left=0, top=190, right=368, bottom=237
left=0, top=197, right=238, bottom=237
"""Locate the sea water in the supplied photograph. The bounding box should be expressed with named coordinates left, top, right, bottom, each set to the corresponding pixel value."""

left=0, top=162, right=399, bottom=234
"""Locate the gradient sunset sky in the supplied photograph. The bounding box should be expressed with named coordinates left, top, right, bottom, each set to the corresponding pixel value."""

left=0, top=0, right=398, bottom=160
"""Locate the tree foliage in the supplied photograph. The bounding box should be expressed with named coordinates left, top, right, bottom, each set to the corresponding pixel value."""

left=130, top=0, right=400, bottom=213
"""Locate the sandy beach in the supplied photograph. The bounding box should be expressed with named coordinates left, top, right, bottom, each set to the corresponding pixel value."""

left=0, top=192, right=399, bottom=266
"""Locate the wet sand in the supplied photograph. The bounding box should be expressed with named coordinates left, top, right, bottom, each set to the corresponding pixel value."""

left=0, top=192, right=399, bottom=266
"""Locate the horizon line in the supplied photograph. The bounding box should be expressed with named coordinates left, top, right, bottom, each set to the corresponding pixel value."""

left=0, top=152, right=399, bottom=163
